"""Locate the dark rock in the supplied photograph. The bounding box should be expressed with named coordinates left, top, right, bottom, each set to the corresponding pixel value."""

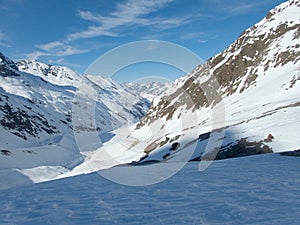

left=163, top=153, right=171, bottom=159
left=0, top=150, right=12, bottom=156
left=201, top=138, right=273, bottom=161
left=139, top=154, right=149, bottom=161
left=264, top=133, right=274, bottom=142
left=280, top=150, right=300, bottom=157
left=170, top=142, right=180, bottom=151
left=198, top=132, right=211, bottom=141
left=0, top=52, right=19, bottom=77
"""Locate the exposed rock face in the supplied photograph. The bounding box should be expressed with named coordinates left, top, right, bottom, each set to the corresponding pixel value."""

left=0, top=102, right=58, bottom=140
left=0, top=52, right=19, bottom=77
left=200, top=138, right=273, bottom=161
left=280, top=150, right=300, bottom=157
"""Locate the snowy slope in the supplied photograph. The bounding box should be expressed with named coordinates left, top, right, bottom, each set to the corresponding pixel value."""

left=0, top=55, right=150, bottom=171
left=1, top=154, right=300, bottom=224
left=0, top=53, right=80, bottom=169
left=132, top=0, right=300, bottom=163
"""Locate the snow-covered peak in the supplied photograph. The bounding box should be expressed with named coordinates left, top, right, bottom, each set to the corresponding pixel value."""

left=17, top=60, right=82, bottom=86
left=268, top=0, right=300, bottom=20
left=244, top=0, right=300, bottom=37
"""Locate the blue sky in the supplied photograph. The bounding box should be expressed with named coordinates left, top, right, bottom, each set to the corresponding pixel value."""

left=0, top=0, right=286, bottom=82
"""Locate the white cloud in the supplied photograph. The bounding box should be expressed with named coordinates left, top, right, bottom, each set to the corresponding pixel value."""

left=181, top=32, right=204, bottom=40
left=25, top=51, right=48, bottom=60
left=204, top=0, right=266, bottom=16
left=26, top=0, right=194, bottom=61
left=67, top=0, right=188, bottom=41
left=36, top=41, right=64, bottom=52
left=113, top=0, right=173, bottom=18
left=180, top=32, right=211, bottom=44
left=26, top=41, right=88, bottom=61
left=48, top=58, right=83, bottom=69
left=152, top=16, right=191, bottom=30
left=55, top=45, right=88, bottom=57
left=226, top=3, right=264, bottom=15
left=67, top=26, right=118, bottom=41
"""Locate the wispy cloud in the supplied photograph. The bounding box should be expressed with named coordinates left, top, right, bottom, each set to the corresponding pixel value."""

left=204, top=0, right=267, bottom=16
left=66, top=0, right=189, bottom=41
left=179, top=32, right=216, bottom=44
left=26, top=0, right=194, bottom=61
left=26, top=41, right=88, bottom=60
left=36, top=41, right=63, bottom=52
left=36, top=41, right=88, bottom=56
left=25, top=51, right=48, bottom=60
left=48, top=58, right=84, bottom=69
left=225, top=2, right=265, bottom=16
left=180, top=32, right=206, bottom=40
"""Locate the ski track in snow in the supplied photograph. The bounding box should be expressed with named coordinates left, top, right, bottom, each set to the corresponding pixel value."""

left=0, top=154, right=299, bottom=225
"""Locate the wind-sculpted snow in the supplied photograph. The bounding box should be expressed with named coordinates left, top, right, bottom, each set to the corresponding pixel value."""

left=0, top=154, right=299, bottom=224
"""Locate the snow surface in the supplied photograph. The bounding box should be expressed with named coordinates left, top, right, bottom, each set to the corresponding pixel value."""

left=1, top=154, right=300, bottom=224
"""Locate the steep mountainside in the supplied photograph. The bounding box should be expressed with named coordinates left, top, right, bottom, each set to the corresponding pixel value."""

left=142, top=0, right=300, bottom=162
left=95, top=0, right=300, bottom=166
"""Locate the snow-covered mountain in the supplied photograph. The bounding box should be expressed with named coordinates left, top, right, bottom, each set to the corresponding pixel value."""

left=86, top=0, right=300, bottom=167
left=127, top=81, right=174, bottom=99
left=0, top=56, right=150, bottom=170
left=135, top=0, right=300, bottom=162
left=17, top=60, right=82, bottom=86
